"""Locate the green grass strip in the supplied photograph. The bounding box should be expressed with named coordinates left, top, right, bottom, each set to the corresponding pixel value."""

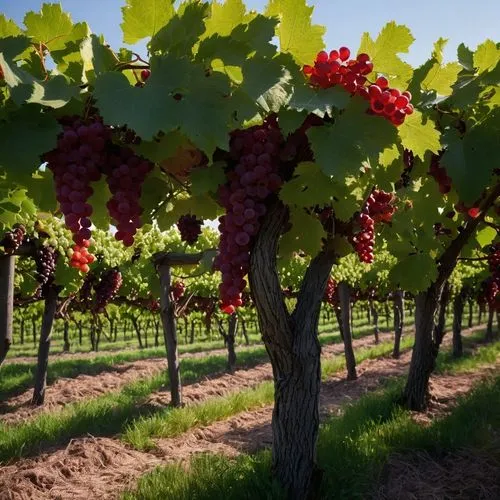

left=123, top=338, right=500, bottom=500
left=122, top=334, right=417, bottom=450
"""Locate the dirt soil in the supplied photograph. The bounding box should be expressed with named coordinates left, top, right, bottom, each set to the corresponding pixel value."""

left=0, top=328, right=494, bottom=500
left=0, top=330, right=390, bottom=425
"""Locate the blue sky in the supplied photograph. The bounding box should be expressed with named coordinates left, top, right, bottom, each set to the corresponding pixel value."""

left=1, top=0, right=498, bottom=65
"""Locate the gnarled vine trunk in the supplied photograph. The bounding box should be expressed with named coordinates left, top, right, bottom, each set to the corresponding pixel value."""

left=485, top=306, right=495, bottom=342
left=392, top=289, right=405, bottom=358
left=226, top=313, right=238, bottom=373
left=452, top=289, right=465, bottom=358
left=338, top=282, right=357, bottom=380
left=63, top=320, right=70, bottom=352
left=157, top=262, right=182, bottom=407
left=0, top=255, right=15, bottom=367
left=32, top=286, right=58, bottom=406
left=434, top=281, right=450, bottom=347
left=369, top=299, right=379, bottom=344
left=249, top=203, right=335, bottom=499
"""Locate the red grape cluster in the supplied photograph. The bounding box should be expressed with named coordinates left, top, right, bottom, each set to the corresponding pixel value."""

left=45, top=116, right=108, bottom=246
left=93, top=269, right=123, bottom=313
left=214, top=119, right=283, bottom=314
left=171, top=281, right=185, bottom=301
left=34, top=246, right=57, bottom=297
left=428, top=154, right=452, bottom=194
left=103, top=147, right=153, bottom=247
left=323, top=277, right=337, bottom=305
left=366, top=78, right=413, bottom=126
left=1, top=225, right=26, bottom=254
left=350, top=189, right=396, bottom=263
left=177, top=214, right=203, bottom=245
left=303, top=48, right=413, bottom=126
left=69, top=240, right=95, bottom=273
left=303, top=48, right=373, bottom=95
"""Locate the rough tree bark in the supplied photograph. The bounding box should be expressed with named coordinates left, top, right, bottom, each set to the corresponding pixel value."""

left=32, top=286, right=58, bottom=405
left=338, top=282, right=357, bottom=380
left=392, top=289, right=405, bottom=359
left=63, top=320, right=70, bottom=352
left=433, top=281, right=450, bottom=347
left=369, top=299, right=379, bottom=344
left=452, top=288, right=465, bottom=358
left=157, top=262, right=182, bottom=407
left=249, top=202, right=335, bottom=499
left=485, top=306, right=495, bottom=342
left=0, top=255, right=15, bottom=367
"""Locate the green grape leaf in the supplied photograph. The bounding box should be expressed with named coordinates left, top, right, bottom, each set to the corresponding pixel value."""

left=476, top=226, right=496, bottom=248
left=121, top=0, right=175, bottom=44
left=0, top=35, right=32, bottom=60
left=279, top=206, right=324, bottom=258
left=81, top=34, right=117, bottom=81
left=87, top=179, right=112, bottom=230
left=277, top=108, right=308, bottom=136
left=230, top=14, right=278, bottom=57
left=240, top=56, right=287, bottom=101
left=289, top=81, right=350, bottom=114
left=140, top=167, right=171, bottom=224
left=279, top=161, right=335, bottom=207
left=308, top=98, right=398, bottom=178
left=94, top=56, right=232, bottom=155
left=23, top=4, right=75, bottom=51
left=135, top=130, right=188, bottom=163
left=0, top=53, right=78, bottom=108
left=457, top=43, right=474, bottom=71
left=265, top=0, right=325, bottom=66
left=441, top=113, right=500, bottom=204
left=150, top=2, right=209, bottom=56
left=358, top=22, right=414, bottom=88
left=202, top=0, right=248, bottom=39
left=388, top=252, right=438, bottom=294
left=397, top=110, right=440, bottom=160
left=197, top=35, right=251, bottom=68
left=157, top=194, right=222, bottom=230
left=420, top=39, right=461, bottom=96
left=190, top=163, right=226, bottom=196
left=54, top=259, right=83, bottom=294
left=473, top=39, right=500, bottom=74
left=0, top=107, right=61, bottom=184
left=0, top=15, right=22, bottom=37
left=29, top=170, right=58, bottom=212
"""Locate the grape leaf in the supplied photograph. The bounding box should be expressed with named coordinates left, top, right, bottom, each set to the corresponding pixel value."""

left=308, top=98, right=398, bottom=178
left=230, top=14, right=277, bottom=57
left=150, top=2, right=209, bottom=56
left=265, top=0, right=325, bottom=66
left=190, top=163, right=226, bottom=196
left=421, top=39, right=461, bottom=96
left=388, top=252, right=438, bottom=294
left=279, top=206, right=324, bottom=258
left=94, top=55, right=233, bottom=155
left=203, top=0, right=248, bottom=39
left=81, top=34, right=117, bottom=81
left=0, top=53, right=78, bottom=108
left=277, top=108, right=308, bottom=136
left=121, top=0, right=175, bottom=44
left=279, top=161, right=335, bottom=207
left=397, top=110, right=440, bottom=160
left=241, top=56, right=287, bottom=101
left=0, top=14, right=22, bottom=37
left=473, top=39, right=500, bottom=74
left=441, top=113, right=500, bottom=204
left=476, top=226, right=496, bottom=248
left=0, top=35, right=31, bottom=60
left=29, top=170, right=58, bottom=213
left=358, top=22, right=414, bottom=88
left=289, top=81, right=350, bottom=114
left=23, top=4, right=75, bottom=51
left=457, top=43, right=474, bottom=71
left=0, top=107, right=61, bottom=184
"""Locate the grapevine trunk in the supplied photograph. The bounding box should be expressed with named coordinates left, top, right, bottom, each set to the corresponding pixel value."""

left=0, top=255, right=15, bottom=367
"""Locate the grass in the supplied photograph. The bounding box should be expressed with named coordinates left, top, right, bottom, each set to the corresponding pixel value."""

left=123, top=338, right=500, bottom=500
left=122, top=334, right=417, bottom=450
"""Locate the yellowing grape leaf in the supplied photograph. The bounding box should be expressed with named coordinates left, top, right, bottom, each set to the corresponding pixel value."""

left=203, top=0, right=248, bottom=39
left=473, top=39, right=500, bottom=74
left=0, top=14, right=22, bottom=37
left=397, top=110, right=440, bottom=160
left=121, top=0, right=175, bottom=44
left=358, top=22, right=414, bottom=88
left=265, top=0, right=325, bottom=66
